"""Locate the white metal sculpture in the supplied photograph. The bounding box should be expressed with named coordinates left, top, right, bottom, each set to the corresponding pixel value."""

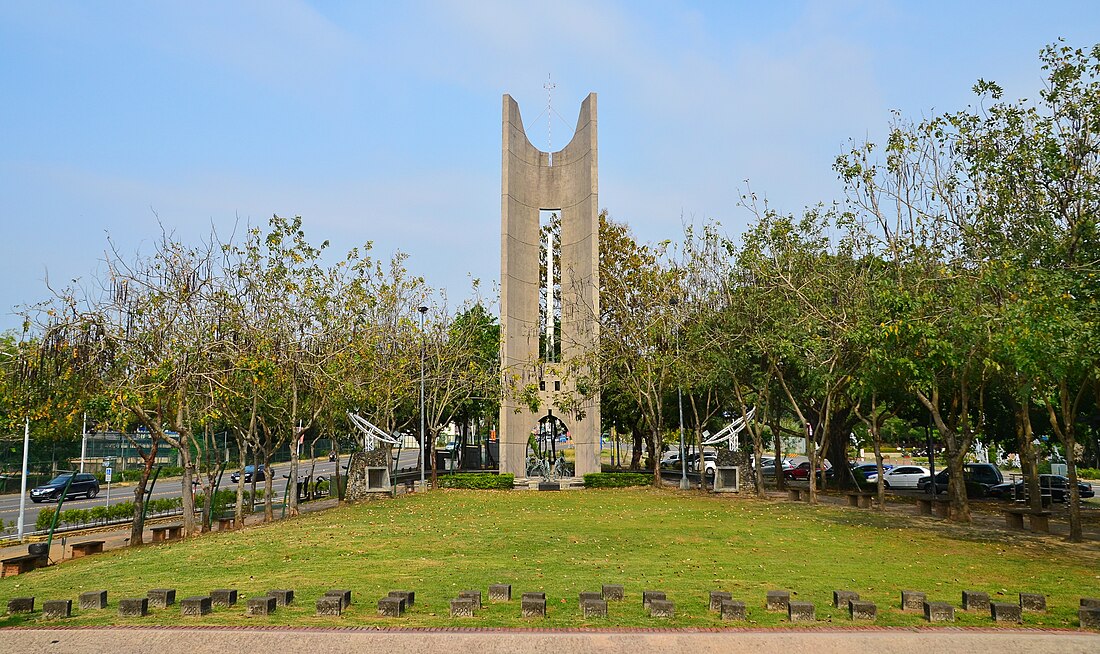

left=702, top=407, right=755, bottom=452
left=347, top=412, right=401, bottom=451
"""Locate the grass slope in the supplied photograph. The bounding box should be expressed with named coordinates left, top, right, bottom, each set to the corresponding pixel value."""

left=1, top=488, right=1097, bottom=629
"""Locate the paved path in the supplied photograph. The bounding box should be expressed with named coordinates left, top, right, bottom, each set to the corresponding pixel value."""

left=3, top=627, right=1097, bottom=654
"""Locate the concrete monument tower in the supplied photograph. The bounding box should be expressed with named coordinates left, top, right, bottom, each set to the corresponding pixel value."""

left=499, top=92, right=600, bottom=479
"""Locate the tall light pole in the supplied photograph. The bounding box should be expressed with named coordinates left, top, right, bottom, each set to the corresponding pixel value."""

left=17, top=417, right=29, bottom=540
left=418, top=305, right=429, bottom=489
left=79, top=411, right=87, bottom=473
left=670, top=297, right=689, bottom=489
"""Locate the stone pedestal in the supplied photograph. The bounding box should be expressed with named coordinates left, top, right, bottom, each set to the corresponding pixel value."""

left=7, top=597, right=34, bottom=613
left=489, top=584, right=512, bottom=602
left=582, top=598, right=608, bottom=618
left=962, top=590, right=989, bottom=611
left=316, top=596, right=343, bottom=616
left=766, top=590, right=790, bottom=612
left=378, top=597, right=404, bottom=617
left=247, top=596, right=276, bottom=616
left=147, top=589, right=175, bottom=609
left=710, top=591, right=732, bottom=612
left=1081, top=598, right=1100, bottom=609
left=649, top=599, right=674, bottom=618
left=450, top=597, right=477, bottom=617
left=924, top=601, right=954, bottom=622
left=80, top=590, right=108, bottom=610
left=118, top=598, right=148, bottom=617
left=602, top=584, right=624, bottom=600
left=849, top=600, right=876, bottom=620
left=833, top=590, right=859, bottom=608
left=181, top=596, right=211, bottom=617
left=211, top=589, right=237, bottom=607
left=43, top=600, right=71, bottom=619
left=1020, top=593, right=1046, bottom=611
left=266, top=590, right=294, bottom=606
left=991, top=602, right=1022, bottom=623
left=720, top=599, right=746, bottom=621
left=579, top=591, right=602, bottom=602
left=325, top=590, right=352, bottom=609
left=1080, top=607, right=1100, bottom=630
left=901, top=590, right=925, bottom=611
left=522, top=597, right=546, bottom=617
left=788, top=601, right=815, bottom=622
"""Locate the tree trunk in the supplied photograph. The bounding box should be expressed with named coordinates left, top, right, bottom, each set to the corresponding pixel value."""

left=178, top=444, right=197, bottom=536
left=234, top=441, right=246, bottom=527
left=771, top=416, right=786, bottom=492
left=263, top=449, right=274, bottom=522
left=1016, top=403, right=1042, bottom=511
left=630, top=427, right=643, bottom=470
left=648, top=429, right=659, bottom=487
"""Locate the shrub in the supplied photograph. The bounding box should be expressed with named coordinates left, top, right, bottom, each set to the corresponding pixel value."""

left=1077, top=467, right=1100, bottom=480
left=436, top=473, right=515, bottom=490
left=583, top=472, right=652, bottom=488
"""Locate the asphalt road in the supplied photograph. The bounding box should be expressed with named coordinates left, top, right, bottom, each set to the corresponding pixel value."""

left=0, top=450, right=425, bottom=534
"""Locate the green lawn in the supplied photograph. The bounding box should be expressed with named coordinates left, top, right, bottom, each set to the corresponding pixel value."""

left=1, top=488, right=1097, bottom=629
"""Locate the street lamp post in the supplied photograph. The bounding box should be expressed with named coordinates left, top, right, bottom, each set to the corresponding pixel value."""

left=418, top=305, right=429, bottom=489
left=670, top=297, right=689, bottom=490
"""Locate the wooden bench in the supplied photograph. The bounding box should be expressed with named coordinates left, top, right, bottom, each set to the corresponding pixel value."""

left=70, top=540, right=105, bottom=559
left=2, top=553, right=47, bottom=577
left=845, top=492, right=875, bottom=508
left=1002, top=508, right=1053, bottom=533
left=916, top=497, right=952, bottom=518
left=150, top=524, right=183, bottom=542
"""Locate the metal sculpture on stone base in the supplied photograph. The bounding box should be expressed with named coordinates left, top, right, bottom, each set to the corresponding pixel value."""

left=706, top=408, right=756, bottom=493
left=345, top=412, right=400, bottom=498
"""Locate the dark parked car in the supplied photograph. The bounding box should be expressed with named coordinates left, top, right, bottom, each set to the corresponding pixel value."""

left=30, top=472, right=100, bottom=503
left=917, top=463, right=1003, bottom=497
left=988, top=474, right=1095, bottom=503
left=230, top=465, right=271, bottom=484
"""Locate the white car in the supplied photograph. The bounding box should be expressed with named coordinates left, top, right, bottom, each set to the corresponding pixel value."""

left=880, top=465, right=930, bottom=489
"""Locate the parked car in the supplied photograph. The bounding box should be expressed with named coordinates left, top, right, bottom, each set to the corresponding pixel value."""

left=759, top=457, right=795, bottom=478
left=917, top=463, right=1003, bottom=497
left=230, top=465, right=271, bottom=484
left=852, top=462, right=894, bottom=481
left=687, top=451, right=717, bottom=475
left=987, top=474, right=1095, bottom=503
left=785, top=460, right=834, bottom=481
left=878, top=465, right=930, bottom=489
left=30, top=472, right=100, bottom=503
left=660, top=450, right=683, bottom=469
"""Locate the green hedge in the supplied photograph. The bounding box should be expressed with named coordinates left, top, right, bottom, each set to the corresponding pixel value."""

left=436, top=473, right=514, bottom=489
left=35, top=497, right=183, bottom=531
left=583, top=472, right=652, bottom=488
left=1076, top=467, right=1100, bottom=480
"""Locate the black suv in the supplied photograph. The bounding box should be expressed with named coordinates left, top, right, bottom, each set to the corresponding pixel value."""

left=30, top=472, right=100, bottom=503
left=917, top=463, right=1003, bottom=497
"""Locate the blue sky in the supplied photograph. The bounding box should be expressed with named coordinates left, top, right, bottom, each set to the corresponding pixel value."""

left=2, top=1, right=1098, bottom=332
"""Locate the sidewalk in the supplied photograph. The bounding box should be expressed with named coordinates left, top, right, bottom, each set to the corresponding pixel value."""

left=2, top=626, right=1097, bottom=654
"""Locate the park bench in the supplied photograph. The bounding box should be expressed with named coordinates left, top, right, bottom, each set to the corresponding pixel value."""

left=845, top=491, right=875, bottom=508
left=150, top=524, right=183, bottom=542
left=786, top=483, right=810, bottom=502
left=916, top=497, right=951, bottom=518
left=70, top=540, right=105, bottom=559
left=1002, top=507, right=1052, bottom=533
left=217, top=517, right=234, bottom=531
left=1, top=553, right=47, bottom=577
